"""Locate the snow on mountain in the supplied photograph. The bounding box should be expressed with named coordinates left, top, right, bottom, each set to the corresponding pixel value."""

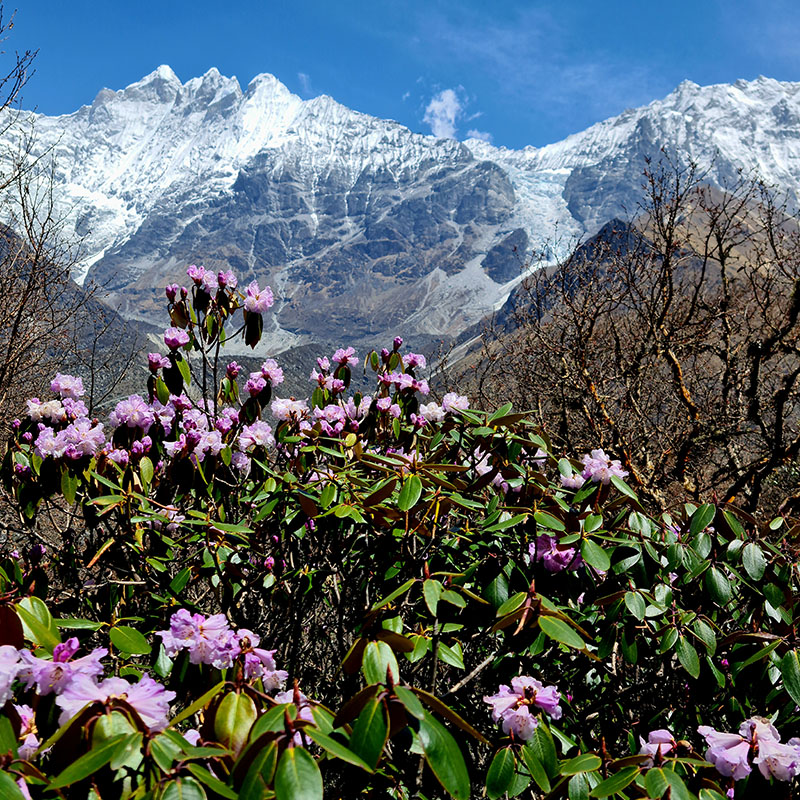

left=18, top=69, right=800, bottom=351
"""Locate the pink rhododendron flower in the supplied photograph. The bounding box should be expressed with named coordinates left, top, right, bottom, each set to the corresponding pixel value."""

left=271, top=398, right=309, bottom=422
left=56, top=673, right=175, bottom=731
left=442, top=392, right=469, bottom=413
left=14, top=704, right=39, bottom=761
left=164, top=327, right=190, bottom=350
left=639, top=729, right=677, bottom=766
left=34, top=428, right=65, bottom=459
left=109, top=395, right=154, bottom=432
left=60, top=419, right=106, bottom=458
left=17, top=639, right=107, bottom=696
left=0, top=646, right=21, bottom=705
left=236, top=630, right=289, bottom=689
left=238, top=420, right=274, bottom=451
left=246, top=374, right=267, bottom=397
left=244, top=281, right=274, bottom=313
left=157, top=610, right=236, bottom=667
left=27, top=398, right=66, bottom=424
left=332, top=347, right=358, bottom=367
left=217, top=270, right=237, bottom=289
left=581, top=449, right=628, bottom=484
left=419, top=402, right=444, bottom=423
left=148, top=353, right=170, bottom=372
left=186, top=264, right=206, bottom=284
left=484, top=676, right=562, bottom=741
left=402, top=352, right=426, bottom=369
left=260, top=359, right=284, bottom=384
left=560, top=472, right=586, bottom=489
left=50, top=373, right=85, bottom=400
left=529, top=534, right=584, bottom=573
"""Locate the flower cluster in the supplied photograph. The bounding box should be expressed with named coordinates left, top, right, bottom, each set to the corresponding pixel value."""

left=699, top=718, right=800, bottom=782
left=483, top=676, right=562, bottom=741
left=529, top=535, right=584, bottom=573
left=157, top=609, right=288, bottom=688
left=1, top=637, right=174, bottom=736
left=581, top=449, right=628, bottom=484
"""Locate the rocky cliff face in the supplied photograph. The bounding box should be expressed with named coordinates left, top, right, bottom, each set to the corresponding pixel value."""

left=22, top=69, right=800, bottom=352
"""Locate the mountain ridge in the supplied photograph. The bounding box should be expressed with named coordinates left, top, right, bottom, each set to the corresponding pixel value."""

left=18, top=68, right=800, bottom=353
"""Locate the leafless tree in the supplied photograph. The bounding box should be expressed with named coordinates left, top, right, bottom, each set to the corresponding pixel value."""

left=471, top=159, right=800, bottom=512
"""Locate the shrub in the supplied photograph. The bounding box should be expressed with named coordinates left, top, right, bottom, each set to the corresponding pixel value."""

left=1, top=265, right=799, bottom=799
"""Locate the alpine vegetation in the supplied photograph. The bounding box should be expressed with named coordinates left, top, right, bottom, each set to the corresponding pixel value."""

left=1, top=264, right=799, bottom=799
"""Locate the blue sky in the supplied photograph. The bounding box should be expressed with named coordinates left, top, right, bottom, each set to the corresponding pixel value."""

left=14, top=0, right=800, bottom=149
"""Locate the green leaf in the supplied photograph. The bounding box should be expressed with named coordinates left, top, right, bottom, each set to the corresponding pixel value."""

left=539, top=615, right=587, bottom=650
left=16, top=596, right=61, bottom=651
left=437, top=641, right=465, bottom=669
left=169, top=681, right=225, bottom=728
left=214, top=691, right=257, bottom=756
left=186, top=764, right=238, bottom=799
left=61, top=468, right=78, bottom=504
left=520, top=745, right=551, bottom=792
left=0, top=716, right=18, bottom=757
left=624, top=591, right=646, bottom=621
left=496, top=591, right=527, bottom=617
left=560, top=753, right=602, bottom=776
left=441, top=589, right=466, bottom=609
left=362, top=640, right=400, bottom=684
left=349, top=696, right=388, bottom=769
left=161, top=776, right=207, bottom=800
left=581, top=539, right=610, bottom=572
left=698, top=790, right=728, bottom=800
left=49, top=734, right=127, bottom=788
left=417, top=711, right=471, bottom=800
left=486, top=747, right=516, bottom=799
left=742, top=542, right=766, bottom=581
left=704, top=567, right=732, bottom=604
left=109, top=625, right=151, bottom=656
left=424, top=579, right=443, bottom=615
left=177, top=355, right=192, bottom=387
left=305, top=728, right=373, bottom=772
left=644, top=767, right=668, bottom=799
left=156, top=377, right=171, bottom=405
left=530, top=725, right=558, bottom=777
left=676, top=636, right=700, bottom=678
left=394, top=685, right=425, bottom=720
left=140, top=456, right=154, bottom=489
left=690, top=503, right=715, bottom=535
left=781, top=650, right=800, bottom=706
left=371, top=578, right=416, bottom=611
left=568, top=773, right=590, bottom=800
left=610, top=474, right=638, bottom=500
left=662, top=768, right=691, bottom=800
left=589, top=767, right=639, bottom=797
left=692, top=619, right=716, bottom=655
left=534, top=511, right=565, bottom=531
left=239, top=741, right=278, bottom=800
left=55, top=618, right=104, bottom=631
left=275, top=745, right=322, bottom=800
left=398, top=474, right=423, bottom=511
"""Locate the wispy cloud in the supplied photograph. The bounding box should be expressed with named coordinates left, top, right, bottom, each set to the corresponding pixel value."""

left=466, top=129, right=493, bottom=143
left=372, top=3, right=666, bottom=143
left=297, top=72, right=312, bottom=95
left=423, top=87, right=464, bottom=138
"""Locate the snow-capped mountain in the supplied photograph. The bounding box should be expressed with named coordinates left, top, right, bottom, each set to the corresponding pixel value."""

left=20, top=68, right=800, bottom=351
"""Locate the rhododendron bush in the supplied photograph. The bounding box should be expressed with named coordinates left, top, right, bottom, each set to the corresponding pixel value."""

left=1, top=267, right=799, bottom=799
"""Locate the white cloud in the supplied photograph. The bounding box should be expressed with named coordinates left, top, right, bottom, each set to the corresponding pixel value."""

left=467, top=129, right=493, bottom=143
left=423, top=88, right=463, bottom=138
left=297, top=72, right=312, bottom=95
left=402, top=90, right=410, bottom=102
